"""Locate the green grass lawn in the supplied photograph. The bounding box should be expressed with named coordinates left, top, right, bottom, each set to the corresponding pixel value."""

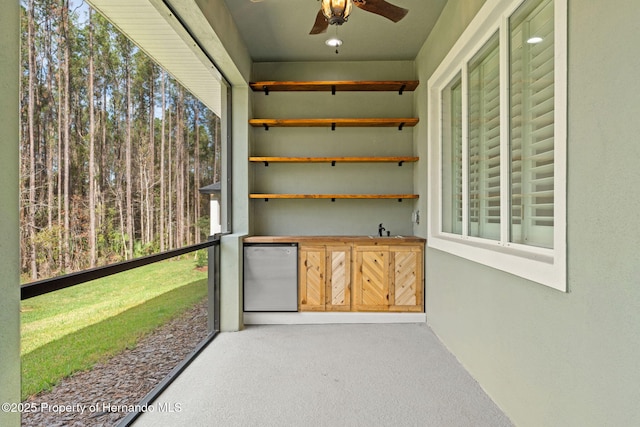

left=21, top=257, right=208, bottom=399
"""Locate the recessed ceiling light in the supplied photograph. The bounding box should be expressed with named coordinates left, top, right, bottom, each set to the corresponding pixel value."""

left=325, top=38, right=343, bottom=47
left=527, top=36, right=543, bottom=44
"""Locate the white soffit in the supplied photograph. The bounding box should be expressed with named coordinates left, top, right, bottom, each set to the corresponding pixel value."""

left=87, top=0, right=223, bottom=116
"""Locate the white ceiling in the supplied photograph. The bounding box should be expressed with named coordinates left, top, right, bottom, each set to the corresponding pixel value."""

left=222, top=0, right=448, bottom=62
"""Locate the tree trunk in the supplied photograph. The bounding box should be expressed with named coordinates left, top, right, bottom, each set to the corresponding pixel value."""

left=125, top=52, right=133, bottom=259
left=213, top=115, right=221, bottom=184
left=139, top=149, right=145, bottom=249
left=44, top=6, right=56, bottom=275
left=167, top=101, right=173, bottom=250
left=186, top=125, right=191, bottom=246
left=45, top=4, right=55, bottom=232
left=176, top=87, right=184, bottom=247
left=159, top=71, right=166, bottom=252
left=62, top=0, right=71, bottom=273
left=147, top=66, right=155, bottom=245
left=27, top=0, right=38, bottom=280
left=194, top=102, right=201, bottom=243
left=57, top=12, right=63, bottom=274
left=101, top=89, right=108, bottom=254
left=88, top=9, right=97, bottom=268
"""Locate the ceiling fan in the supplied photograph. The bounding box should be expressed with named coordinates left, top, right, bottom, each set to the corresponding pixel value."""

left=310, top=0, right=409, bottom=35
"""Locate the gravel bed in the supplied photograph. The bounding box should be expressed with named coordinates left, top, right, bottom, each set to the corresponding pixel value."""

left=22, top=299, right=209, bottom=427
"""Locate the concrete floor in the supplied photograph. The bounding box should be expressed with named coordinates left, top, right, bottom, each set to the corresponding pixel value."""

left=133, top=323, right=512, bottom=427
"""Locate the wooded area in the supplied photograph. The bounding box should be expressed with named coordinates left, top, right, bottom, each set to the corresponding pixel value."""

left=20, top=0, right=222, bottom=282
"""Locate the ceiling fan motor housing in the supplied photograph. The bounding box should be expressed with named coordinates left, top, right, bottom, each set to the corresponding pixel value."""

left=322, top=0, right=353, bottom=25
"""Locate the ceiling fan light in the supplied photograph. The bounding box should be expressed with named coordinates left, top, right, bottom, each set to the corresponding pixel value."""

left=321, top=0, right=353, bottom=25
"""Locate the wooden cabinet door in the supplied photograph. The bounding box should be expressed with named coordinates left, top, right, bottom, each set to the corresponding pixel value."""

left=353, top=246, right=390, bottom=311
left=389, top=245, right=424, bottom=312
left=299, top=242, right=423, bottom=313
left=325, top=245, right=351, bottom=311
left=299, top=245, right=325, bottom=311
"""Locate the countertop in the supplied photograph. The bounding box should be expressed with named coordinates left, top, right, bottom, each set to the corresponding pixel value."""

left=243, top=235, right=426, bottom=245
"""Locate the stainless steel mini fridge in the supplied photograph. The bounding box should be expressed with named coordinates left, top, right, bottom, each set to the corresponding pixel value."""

left=243, top=243, right=298, bottom=312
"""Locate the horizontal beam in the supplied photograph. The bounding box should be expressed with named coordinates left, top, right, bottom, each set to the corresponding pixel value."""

left=21, top=239, right=220, bottom=300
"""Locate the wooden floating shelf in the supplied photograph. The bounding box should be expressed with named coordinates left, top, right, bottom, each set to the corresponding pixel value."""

left=250, top=80, right=419, bottom=95
left=250, top=194, right=419, bottom=201
left=249, top=118, right=419, bottom=131
left=249, top=156, right=419, bottom=166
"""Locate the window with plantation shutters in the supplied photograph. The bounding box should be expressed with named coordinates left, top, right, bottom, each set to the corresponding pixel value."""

left=468, top=32, right=501, bottom=241
left=428, top=0, right=566, bottom=291
left=509, top=0, right=555, bottom=249
left=441, top=74, right=463, bottom=235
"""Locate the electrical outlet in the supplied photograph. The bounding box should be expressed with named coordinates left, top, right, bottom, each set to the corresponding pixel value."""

left=411, top=210, right=420, bottom=224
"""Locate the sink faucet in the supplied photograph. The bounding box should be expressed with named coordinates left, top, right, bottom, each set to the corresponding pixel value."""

left=378, top=223, right=386, bottom=237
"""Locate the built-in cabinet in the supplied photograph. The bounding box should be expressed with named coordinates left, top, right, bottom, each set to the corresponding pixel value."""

left=245, top=236, right=424, bottom=313
left=299, top=240, right=423, bottom=312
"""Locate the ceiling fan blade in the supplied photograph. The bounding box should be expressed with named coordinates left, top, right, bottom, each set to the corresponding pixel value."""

left=309, top=9, right=329, bottom=34
left=354, top=0, right=409, bottom=23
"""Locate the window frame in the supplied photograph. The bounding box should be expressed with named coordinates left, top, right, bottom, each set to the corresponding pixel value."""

left=427, top=0, right=567, bottom=291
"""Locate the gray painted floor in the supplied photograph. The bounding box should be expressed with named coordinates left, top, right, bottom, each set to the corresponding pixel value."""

left=133, top=323, right=512, bottom=427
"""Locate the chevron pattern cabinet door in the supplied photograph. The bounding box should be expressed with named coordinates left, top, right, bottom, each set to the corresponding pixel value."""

left=353, top=246, right=390, bottom=311
left=294, top=240, right=423, bottom=313
left=389, top=245, right=424, bottom=312
left=326, top=246, right=351, bottom=311
left=299, top=246, right=326, bottom=311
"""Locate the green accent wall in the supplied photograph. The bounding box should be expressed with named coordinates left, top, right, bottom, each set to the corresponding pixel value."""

left=0, top=1, right=22, bottom=425
left=416, top=0, right=640, bottom=425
